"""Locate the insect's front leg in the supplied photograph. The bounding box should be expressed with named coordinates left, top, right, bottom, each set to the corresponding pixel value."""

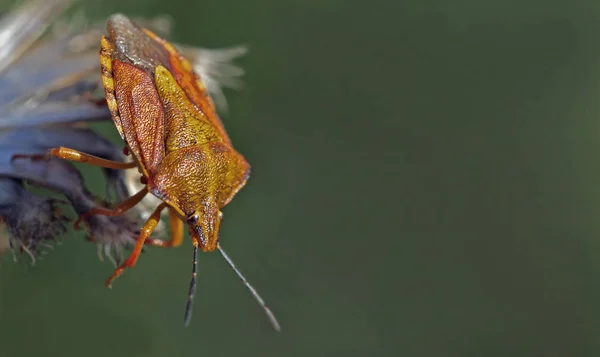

left=144, top=207, right=184, bottom=248
left=105, top=202, right=167, bottom=288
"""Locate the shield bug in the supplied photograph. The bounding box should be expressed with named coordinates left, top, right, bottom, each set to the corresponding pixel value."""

left=24, top=14, right=280, bottom=330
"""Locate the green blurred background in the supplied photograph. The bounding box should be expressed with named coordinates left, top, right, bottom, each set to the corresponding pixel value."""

left=3, top=0, right=600, bottom=356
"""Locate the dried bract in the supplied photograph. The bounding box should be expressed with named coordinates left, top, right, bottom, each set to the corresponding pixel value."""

left=0, top=178, right=68, bottom=263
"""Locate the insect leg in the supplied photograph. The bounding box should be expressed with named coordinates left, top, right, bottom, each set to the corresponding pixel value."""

left=74, top=187, right=148, bottom=229
left=11, top=146, right=138, bottom=169
left=46, top=147, right=137, bottom=169
left=105, top=202, right=167, bottom=288
left=144, top=207, right=184, bottom=248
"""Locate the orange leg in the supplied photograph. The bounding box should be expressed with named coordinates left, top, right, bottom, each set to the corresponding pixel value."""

left=13, top=147, right=136, bottom=170
left=145, top=207, right=184, bottom=248
left=49, top=147, right=137, bottom=169
left=74, top=187, right=148, bottom=229
left=105, top=202, right=167, bottom=288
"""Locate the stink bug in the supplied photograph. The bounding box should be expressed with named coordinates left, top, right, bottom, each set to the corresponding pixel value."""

left=19, top=14, right=280, bottom=330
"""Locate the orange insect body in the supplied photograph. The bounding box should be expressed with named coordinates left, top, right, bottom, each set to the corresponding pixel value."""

left=100, top=16, right=250, bottom=252
left=26, top=14, right=279, bottom=330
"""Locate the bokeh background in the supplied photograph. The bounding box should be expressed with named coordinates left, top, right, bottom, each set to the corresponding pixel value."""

left=3, top=0, right=600, bottom=356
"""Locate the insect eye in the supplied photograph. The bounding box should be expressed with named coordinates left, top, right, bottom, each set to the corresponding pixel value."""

left=187, top=213, right=199, bottom=225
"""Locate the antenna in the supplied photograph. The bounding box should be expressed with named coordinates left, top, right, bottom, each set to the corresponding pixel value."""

left=217, top=243, right=281, bottom=331
left=184, top=243, right=199, bottom=327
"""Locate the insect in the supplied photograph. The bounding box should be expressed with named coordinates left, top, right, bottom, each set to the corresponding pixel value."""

left=16, top=14, right=280, bottom=330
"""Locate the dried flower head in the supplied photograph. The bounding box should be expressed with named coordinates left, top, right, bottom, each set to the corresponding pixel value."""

left=0, top=178, right=69, bottom=264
